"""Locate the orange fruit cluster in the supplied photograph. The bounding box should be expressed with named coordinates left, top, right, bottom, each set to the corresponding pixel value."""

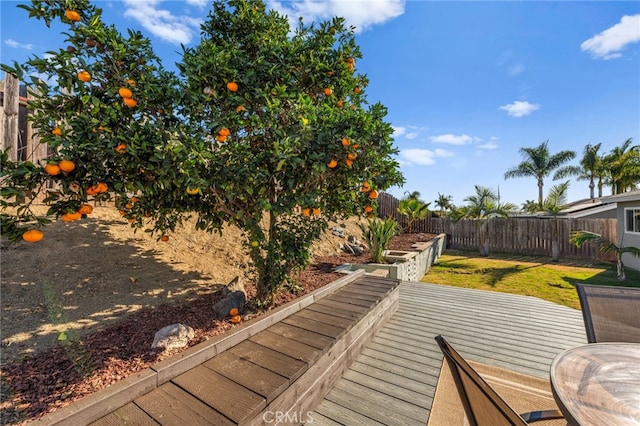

left=44, top=159, right=75, bottom=176
left=302, top=207, right=321, bottom=217
left=86, top=182, right=108, bottom=195
left=216, top=127, right=230, bottom=143
left=61, top=202, right=94, bottom=223
left=118, top=83, right=137, bottom=108
left=51, top=127, right=62, bottom=136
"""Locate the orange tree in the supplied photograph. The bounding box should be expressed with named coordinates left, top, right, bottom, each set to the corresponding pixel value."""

left=1, top=0, right=403, bottom=304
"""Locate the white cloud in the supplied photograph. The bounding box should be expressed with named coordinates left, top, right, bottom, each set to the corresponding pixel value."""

left=4, top=39, right=33, bottom=50
left=400, top=148, right=452, bottom=165
left=499, top=100, right=540, bottom=117
left=429, top=133, right=474, bottom=145
left=123, top=0, right=203, bottom=45
left=508, top=63, right=525, bottom=75
left=405, top=132, right=419, bottom=140
left=392, top=126, right=407, bottom=138
left=185, top=0, right=208, bottom=7
left=478, top=142, right=498, bottom=150
left=581, top=15, right=640, bottom=60
left=268, top=0, right=405, bottom=33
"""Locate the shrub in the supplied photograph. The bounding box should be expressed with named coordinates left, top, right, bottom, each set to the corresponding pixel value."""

left=359, top=217, right=398, bottom=263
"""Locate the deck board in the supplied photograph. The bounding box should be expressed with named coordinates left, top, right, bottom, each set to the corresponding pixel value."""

left=90, top=403, right=158, bottom=426
left=134, top=382, right=233, bottom=426
left=227, top=340, right=308, bottom=383
left=310, top=281, right=587, bottom=425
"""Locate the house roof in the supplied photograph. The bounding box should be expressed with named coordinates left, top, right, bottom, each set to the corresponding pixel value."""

left=601, top=189, right=640, bottom=203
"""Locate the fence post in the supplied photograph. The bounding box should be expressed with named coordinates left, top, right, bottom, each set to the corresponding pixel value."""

left=2, top=74, right=20, bottom=162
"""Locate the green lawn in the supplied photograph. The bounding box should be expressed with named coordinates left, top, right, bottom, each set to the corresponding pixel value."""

left=422, top=250, right=640, bottom=310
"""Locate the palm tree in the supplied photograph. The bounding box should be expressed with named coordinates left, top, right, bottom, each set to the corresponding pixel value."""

left=403, top=190, right=422, bottom=200
left=397, top=196, right=431, bottom=233
left=521, top=200, right=539, bottom=214
left=555, top=143, right=603, bottom=199
left=540, top=181, right=570, bottom=261
left=451, top=185, right=517, bottom=256
left=603, top=138, right=640, bottom=194
left=570, top=231, right=640, bottom=281
left=434, top=193, right=453, bottom=216
left=504, top=140, right=576, bottom=206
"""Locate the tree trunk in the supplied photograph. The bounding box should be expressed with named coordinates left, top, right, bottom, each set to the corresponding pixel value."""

left=617, top=253, right=626, bottom=281
left=589, top=178, right=595, bottom=199
left=538, top=178, right=544, bottom=206
left=551, top=240, right=560, bottom=262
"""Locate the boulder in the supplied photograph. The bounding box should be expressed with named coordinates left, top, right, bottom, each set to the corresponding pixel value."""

left=151, top=323, right=194, bottom=351
left=212, top=275, right=247, bottom=317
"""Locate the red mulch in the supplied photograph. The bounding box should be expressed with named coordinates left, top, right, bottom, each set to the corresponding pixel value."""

left=0, top=232, right=436, bottom=425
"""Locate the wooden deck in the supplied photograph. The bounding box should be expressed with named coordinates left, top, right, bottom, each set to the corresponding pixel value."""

left=310, top=281, right=588, bottom=425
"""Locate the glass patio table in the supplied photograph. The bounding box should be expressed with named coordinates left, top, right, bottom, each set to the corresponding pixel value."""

left=550, top=342, right=640, bottom=426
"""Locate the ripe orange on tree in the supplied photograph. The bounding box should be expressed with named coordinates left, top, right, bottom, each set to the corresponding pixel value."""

left=186, top=187, right=200, bottom=195
left=22, top=229, right=44, bottom=243
left=236, top=105, right=247, bottom=112
left=126, top=79, right=136, bottom=87
left=44, top=163, right=61, bottom=176
left=58, top=159, right=75, bottom=173
left=219, top=128, right=230, bottom=136
left=96, top=182, right=108, bottom=193
left=341, top=138, right=350, bottom=147
left=65, top=10, right=81, bottom=22
left=368, top=190, right=379, bottom=199
left=312, top=208, right=320, bottom=216
left=115, top=143, right=127, bottom=154
left=347, top=152, right=357, bottom=160
left=226, top=81, right=238, bottom=92
left=345, top=159, right=353, bottom=167
left=361, top=181, right=371, bottom=192
left=51, top=127, right=62, bottom=136
left=364, top=205, right=373, bottom=213
left=61, top=211, right=82, bottom=222
left=323, top=87, right=332, bottom=96
left=77, top=70, right=91, bottom=82
left=337, top=99, right=343, bottom=108
left=302, top=208, right=311, bottom=216
left=123, top=97, right=137, bottom=108
left=77, top=204, right=93, bottom=215
left=354, top=86, right=362, bottom=94
left=327, top=159, right=338, bottom=168
left=118, top=87, right=133, bottom=98
left=215, top=134, right=227, bottom=143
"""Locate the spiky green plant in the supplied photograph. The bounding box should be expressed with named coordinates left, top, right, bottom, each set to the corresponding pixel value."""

left=359, top=217, right=398, bottom=263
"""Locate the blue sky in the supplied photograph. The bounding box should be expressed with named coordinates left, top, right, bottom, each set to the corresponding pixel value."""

left=2, top=1, right=639, bottom=208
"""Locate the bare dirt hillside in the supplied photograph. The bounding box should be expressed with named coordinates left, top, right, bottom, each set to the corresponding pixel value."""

left=0, top=205, right=366, bottom=365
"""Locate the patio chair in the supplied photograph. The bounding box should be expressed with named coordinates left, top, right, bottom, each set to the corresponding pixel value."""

left=434, top=335, right=564, bottom=425
left=575, top=283, right=640, bottom=343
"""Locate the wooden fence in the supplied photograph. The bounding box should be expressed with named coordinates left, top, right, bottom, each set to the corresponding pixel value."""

left=377, top=192, right=617, bottom=261
left=1, top=74, right=48, bottom=164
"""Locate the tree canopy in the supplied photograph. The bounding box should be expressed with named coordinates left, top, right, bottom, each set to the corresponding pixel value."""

left=1, top=0, right=404, bottom=304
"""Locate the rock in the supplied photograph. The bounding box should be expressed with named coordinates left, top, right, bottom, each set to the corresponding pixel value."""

left=331, top=226, right=346, bottom=238
left=349, top=244, right=363, bottom=255
left=212, top=275, right=247, bottom=317
left=152, top=323, right=194, bottom=351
